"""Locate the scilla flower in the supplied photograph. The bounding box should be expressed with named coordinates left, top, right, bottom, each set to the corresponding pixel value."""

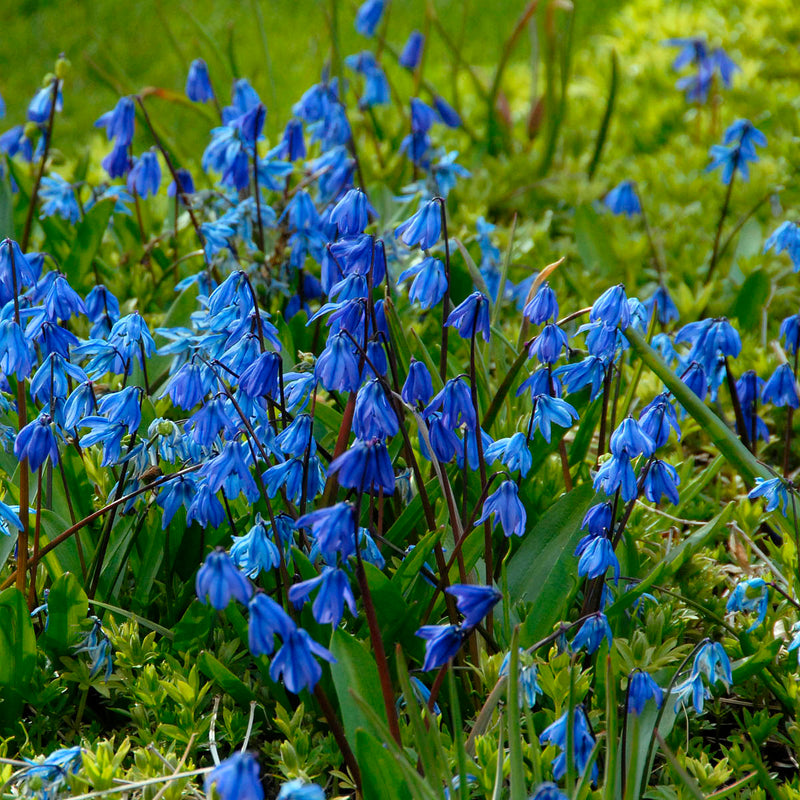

left=14, top=413, right=59, bottom=471
left=628, top=670, right=663, bottom=714
left=726, top=578, right=769, bottom=631
left=205, top=752, right=264, bottom=800
left=749, top=476, right=790, bottom=514
left=765, top=221, right=800, bottom=271
left=446, top=291, right=491, bottom=342
left=446, top=584, right=501, bottom=629
left=196, top=548, right=253, bottom=609
left=762, top=363, right=800, bottom=408
left=416, top=624, right=465, bottom=671
left=475, top=480, right=526, bottom=537
left=572, top=612, right=613, bottom=654
left=269, top=627, right=335, bottom=694
left=395, top=199, right=441, bottom=249
left=539, top=705, right=597, bottom=782
left=604, top=180, right=641, bottom=217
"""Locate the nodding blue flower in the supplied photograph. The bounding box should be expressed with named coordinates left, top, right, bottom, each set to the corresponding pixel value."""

left=159, top=361, right=212, bottom=410
left=127, top=149, right=161, bottom=197
left=289, top=567, right=357, bottom=626
left=499, top=650, right=543, bottom=709
left=14, top=745, right=84, bottom=800
left=628, top=670, right=663, bottom=714
left=72, top=615, right=114, bottom=680
left=28, top=81, right=63, bottom=123
left=575, top=533, right=619, bottom=582
left=708, top=120, right=766, bottom=184
left=788, top=622, right=800, bottom=665
left=0, top=125, right=35, bottom=162
left=395, top=199, right=441, bottom=250
left=264, top=456, right=324, bottom=505
left=0, top=237, right=35, bottom=296
left=572, top=611, right=613, bottom=654
left=315, top=332, right=361, bottom=392
left=101, top=140, right=131, bottom=178
left=205, top=752, right=264, bottom=800
left=578, top=320, right=622, bottom=360
left=517, top=367, right=560, bottom=399
left=354, top=379, right=398, bottom=440
left=765, top=221, right=800, bottom=271
left=167, top=168, right=195, bottom=198
left=277, top=779, right=326, bottom=800
left=38, top=174, right=81, bottom=223
left=529, top=783, right=569, bottom=800
left=283, top=372, right=317, bottom=413
left=329, top=234, right=386, bottom=283
left=643, top=459, right=680, bottom=505
left=593, top=455, right=637, bottom=501
left=276, top=414, right=315, bottom=458
left=156, top=475, right=196, bottom=529
left=399, top=30, right=425, bottom=69
left=680, top=361, right=712, bottom=406
left=425, top=377, right=476, bottom=431
left=402, top=359, right=434, bottom=407
left=78, top=417, right=128, bottom=465
left=762, top=363, right=800, bottom=409
left=278, top=118, right=306, bottom=162
left=539, top=705, right=597, bottom=782
left=95, top=96, right=135, bottom=145
left=400, top=129, right=432, bottom=169
left=528, top=323, right=568, bottom=364
left=644, top=285, right=680, bottom=325
left=14, top=414, right=59, bottom=471
left=186, top=482, right=226, bottom=528
left=674, top=672, right=710, bottom=714
left=416, top=624, right=465, bottom=671
left=397, top=256, right=448, bottom=311
left=239, top=351, right=281, bottom=399
left=345, top=52, right=391, bottom=108
left=604, top=180, right=641, bottom=217
left=97, top=386, right=142, bottom=431
left=781, top=312, right=800, bottom=356
left=30, top=353, right=86, bottom=404
left=296, top=502, right=356, bottom=562
left=476, top=480, right=526, bottom=538
left=0, top=500, right=22, bottom=537
left=355, top=0, right=384, bottom=36
left=554, top=356, right=606, bottom=401
left=446, top=291, right=491, bottom=342
left=186, top=397, right=231, bottom=447
left=270, top=626, right=335, bottom=694
left=726, top=578, right=769, bottom=631
left=200, top=218, right=235, bottom=260
left=249, top=592, right=296, bottom=657
left=484, top=432, right=533, bottom=478
left=232, top=102, right=266, bottom=148
left=231, top=515, right=282, bottom=577
left=724, top=118, right=767, bottom=158
left=638, top=393, right=681, bottom=449
left=582, top=502, right=613, bottom=535
left=748, top=476, right=790, bottom=514
left=457, top=426, right=494, bottom=472
left=202, top=441, right=260, bottom=502
left=691, top=640, right=732, bottom=689
left=410, top=97, right=437, bottom=134
left=186, top=58, right=214, bottom=102
left=591, top=284, right=631, bottom=330
left=433, top=95, right=461, bottom=128
left=196, top=548, right=253, bottom=609
left=329, top=438, right=395, bottom=495
left=610, top=417, right=655, bottom=460
left=524, top=282, right=559, bottom=324
left=419, top=411, right=462, bottom=463
left=446, top=584, right=501, bottom=629
left=530, top=394, right=578, bottom=443
left=330, top=188, right=374, bottom=236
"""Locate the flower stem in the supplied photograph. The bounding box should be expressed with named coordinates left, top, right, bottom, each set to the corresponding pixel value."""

left=706, top=172, right=736, bottom=283
left=437, top=197, right=451, bottom=383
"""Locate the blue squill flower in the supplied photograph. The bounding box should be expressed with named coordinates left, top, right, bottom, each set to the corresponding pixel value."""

left=279, top=118, right=306, bottom=161
left=765, top=221, right=800, bottom=271
left=788, top=622, right=800, bottom=665
left=499, top=650, right=543, bottom=709
left=156, top=475, right=196, bottom=529
left=781, top=313, right=800, bottom=356
left=707, top=120, right=766, bottom=184
left=748, top=476, right=789, bottom=514
left=691, top=640, right=732, bottom=688
left=231, top=515, right=282, bottom=577
left=476, top=480, right=526, bottom=537
left=604, top=181, right=641, bottom=217
left=14, top=746, right=83, bottom=800
left=572, top=612, right=613, bottom=654
left=628, top=670, right=663, bottom=714
left=295, top=502, right=357, bottom=562
left=434, top=95, right=461, bottom=128
left=529, top=784, right=568, bottom=800
left=186, top=58, right=214, bottom=102
left=638, top=393, right=681, bottom=448
left=582, top=502, right=613, bottom=535
left=289, top=567, right=357, bottom=626
left=0, top=499, right=22, bottom=537
left=530, top=394, right=578, bottom=442
left=354, top=379, right=399, bottom=440
left=355, top=0, right=384, bottom=36
left=446, top=584, right=501, bottom=629
left=726, top=578, right=769, bottom=631
left=127, top=149, right=161, bottom=197
left=202, top=441, right=260, bottom=502
left=402, top=359, right=434, bottom=406
left=591, top=284, right=631, bottom=329
left=575, top=533, right=619, bottom=581
left=39, top=174, right=81, bottom=223
left=186, top=483, right=226, bottom=528
left=196, top=548, right=253, bottom=609
left=95, top=96, right=135, bottom=145
left=345, top=52, right=390, bottom=108
left=395, top=199, right=441, bottom=249
left=330, top=188, right=374, bottom=236
left=593, top=455, right=637, bottom=501
left=539, top=705, right=597, bottom=782
left=416, top=624, right=465, bottom=671
left=269, top=627, right=335, bottom=694
left=14, top=414, right=59, bottom=471
left=277, top=779, right=326, bottom=800
left=528, top=323, right=568, bottom=364
left=484, top=432, right=532, bottom=478
left=762, top=363, right=800, bottom=408
left=554, top=356, right=606, bottom=401
left=610, top=417, right=655, bottom=460
left=248, top=591, right=296, bottom=657
left=168, top=168, right=195, bottom=198
left=397, top=256, right=448, bottom=310
left=644, top=285, right=680, bottom=325
left=446, top=291, right=491, bottom=342
left=643, top=459, right=680, bottom=505
left=735, top=370, right=769, bottom=444
left=425, top=377, right=476, bottom=431
left=681, top=361, right=709, bottom=400
left=101, top=140, right=131, bottom=178
left=524, top=282, right=559, bottom=324
left=419, top=412, right=462, bottom=463
left=205, top=752, right=264, bottom=800
left=399, top=31, right=425, bottom=70
left=328, top=438, right=395, bottom=495
left=433, top=151, right=471, bottom=197
left=315, top=332, right=361, bottom=392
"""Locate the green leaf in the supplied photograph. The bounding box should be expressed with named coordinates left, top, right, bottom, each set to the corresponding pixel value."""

left=731, top=638, right=782, bottom=684
left=61, top=199, right=114, bottom=292
left=0, top=587, right=36, bottom=727
left=0, top=175, right=14, bottom=240
left=728, top=269, right=769, bottom=330
left=355, top=730, right=415, bottom=800
left=574, top=204, right=615, bottom=276
left=197, top=651, right=257, bottom=707
left=329, top=629, right=388, bottom=756
left=506, top=483, right=596, bottom=646
left=41, top=572, right=88, bottom=658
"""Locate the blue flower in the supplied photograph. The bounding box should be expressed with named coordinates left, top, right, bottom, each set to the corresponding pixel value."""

left=355, top=0, right=384, bottom=36
left=279, top=118, right=306, bottom=161
left=446, top=291, right=491, bottom=342
left=14, top=745, right=83, bottom=800
left=231, top=515, right=282, bottom=577
left=781, top=312, right=800, bottom=356
left=196, top=548, right=253, bottom=609
left=524, top=282, right=559, bottom=324
left=156, top=475, right=196, bottom=529
left=610, top=417, right=655, bottom=460
left=762, top=363, right=799, bottom=409
left=270, top=627, right=335, bottom=694
left=692, top=640, right=732, bottom=688
left=476, top=480, right=526, bottom=538
left=354, top=379, right=399, bottom=440
left=591, top=284, right=630, bottom=330
left=572, top=611, right=613, bottom=654
left=748, top=477, right=790, bottom=514
left=330, top=188, right=374, bottom=236
left=788, top=622, right=800, bottom=665
left=726, top=578, right=769, bottom=631
left=186, top=58, right=214, bottom=102
left=604, top=181, right=641, bottom=217
left=575, top=534, right=619, bottom=582
left=328, top=438, right=395, bottom=495
left=539, top=705, right=597, bottom=782
left=582, top=502, right=613, bottom=535
left=554, top=356, right=606, bottom=401
left=248, top=591, right=296, bottom=656
left=73, top=616, right=114, bottom=680
left=644, top=285, right=680, bottom=325
left=433, top=95, right=461, bottom=128
left=530, top=394, right=578, bottom=442
left=39, top=174, right=81, bottom=223
left=95, top=96, right=135, bottom=145
left=425, top=377, right=476, bottom=431
left=446, top=584, right=501, bottom=629
left=765, top=221, right=800, bottom=270
left=681, top=361, right=709, bottom=400
left=277, top=779, right=326, bottom=800
left=593, top=455, right=637, bottom=501
left=399, top=30, right=425, bottom=70
left=186, top=482, right=226, bottom=528
left=395, top=199, right=441, bottom=250
left=528, top=323, right=568, bottom=364
left=0, top=499, right=22, bottom=537
left=529, top=784, right=568, bottom=800
left=419, top=412, right=462, bottom=463
left=14, top=414, right=59, bottom=471
left=397, top=256, right=448, bottom=310
left=402, top=359, right=434, bottom=406
left=638, top=393, right=681, bottom=448
left=315, top=332, right=361, bottom=392
left=296, top=502, right=357, bottom=562
left=28, top=82, right=62, bottom=124
left=484, top=432, right=532, bottom=478
left=499, top=650, right=543, bottom=709
left=289, top=567, right=357, bottom=626
left=643, top=459, right=680, bottom=505
left=127, top=149, right=161, bottom=198
left=416, top=624, right=465, bottom=671
left=205, top=752, right=264, bottom=800
left=707, top=121, right=766, bottom=184
left=168, top=168, right=195, bottom=198
left=628, top=670, right=663, bottom=714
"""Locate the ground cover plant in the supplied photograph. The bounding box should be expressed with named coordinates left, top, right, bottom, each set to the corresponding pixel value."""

left=2, top=0, right=800, bottom=798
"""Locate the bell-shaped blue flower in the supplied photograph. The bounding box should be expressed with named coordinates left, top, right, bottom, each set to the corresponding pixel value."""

left=196, top=548, right=253, bottom=609
left=269, top=627, right=335, bottom=694
left=446, top=291, right=491, bottom=342
left=402, top=359, right=433, bottom=406
left=593, top=455, right=637, bottom=501
left=397, top=256, right=447, bottom=311
left=484, top=432, right=532, bottom=478
left=475, top=480, right=526, bottom=537
left=248, top=591, right=296, bottom=657
left=610, top=417, right=655, bottom=460
left=204, top=752, right=264, bottom=800
left=523, top=282, right=559, bottom=324
left=530, top=394, right=578, bottom=443
left=355, top=0, right=384, bottom=36
left=425, top=377, right=476, bottom=431
left=446, top=584, right=501, bottom=629
left=643, top=459, right=680, bottom=505
left=14, top=414, right=59, bottom=471
left=231, top=515, right=282, bottom=577
left=726, top=577, right=769, bottom=632
left=416, top=624, right=465, bottom=671
left=762, top=363, right=800, bottom=409
left=95, top=96, right=135, bottom=145
left=572, top=611, right=613, bottom=654
left=765, top=221, right=800, bottom=271
left=186, top=58, right=214, bottom=102
left=591, top=284, right=631, bottom=329
left=399, top=30, right=425, bottom=70
left=289, top=567, right=357, bottom=626
left=328, top=438, right=395, bottom=495
left=127, top=149, right=161, bottom=198
left=628, top=670, right=663, bottom=714
left=604, top=180, right=641, bottom=217
left=395, top=199, right=441, bottom=250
